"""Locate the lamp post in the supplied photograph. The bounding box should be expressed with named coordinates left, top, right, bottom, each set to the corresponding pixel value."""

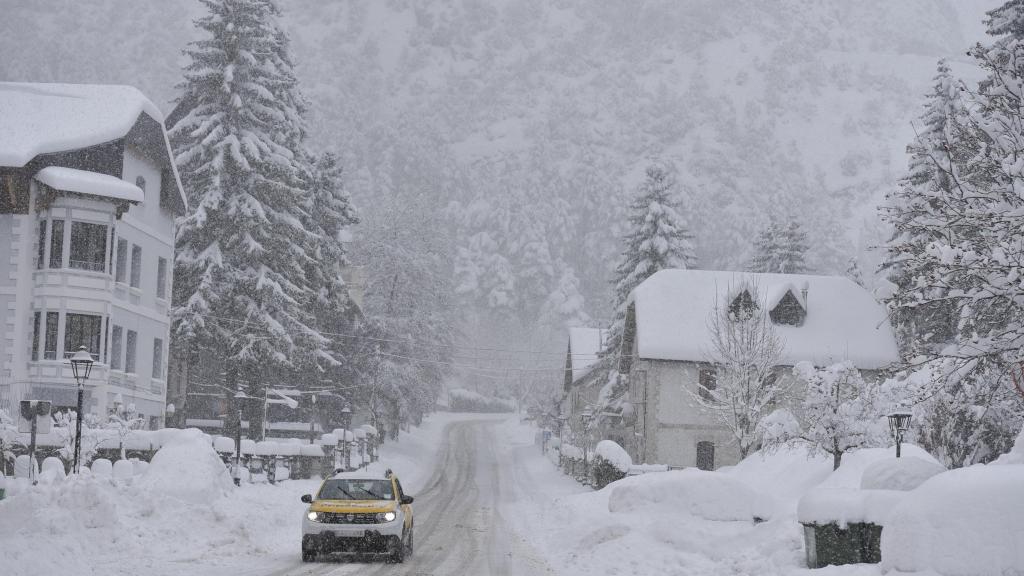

left=308, top=393, right=318, bottom=444
left=69, top=346, right=94, bottom=474
left=887, top=407, right=912, bottom=458
left=165, top=403, right=175, bottom=429
left=233, top=390, right=246, bottom=486
left=580, top=408, right=593, bottom=484
left=341, top=403, right=352, bottom=471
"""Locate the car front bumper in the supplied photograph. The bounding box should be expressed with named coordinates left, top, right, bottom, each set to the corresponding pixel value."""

left=302, top=530, right=401, bottom=555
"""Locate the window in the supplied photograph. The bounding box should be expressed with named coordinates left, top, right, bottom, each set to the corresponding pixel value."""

left=728, top=289, right=758, bottom=321
left=769, top=291, right=806, bottom=326
left=64, top=314, right=102, bottom=360
left=115, top=239, right=128, bottom=283
left=36, top=222, right=46, bottom=270
left=157, top=257, right=168, bottom=299
left=48, top=219, right=64, bottom=268
left=135, top=176, right=146, bottom=192
left=43, top=312, right=59, bottom=360
left=152, top=338, right=163, bottom=379
left=696, top=441, right=715, bottom=471
left=698, top=366, right=717, bottom=401
left=31, top=311, right=41, bottom=361
left=130, top=244, right=142, bottom=288
left=125, top=330, right=137, bottom=373
left=69, top=222, right=108, bottom=272
left=111, top=325, right=123, bottom=371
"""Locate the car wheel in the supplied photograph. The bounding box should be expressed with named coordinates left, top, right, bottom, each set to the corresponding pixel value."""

left=391, top=533, right=406, bottom=564
left=301, top=545, right=316, bottom=563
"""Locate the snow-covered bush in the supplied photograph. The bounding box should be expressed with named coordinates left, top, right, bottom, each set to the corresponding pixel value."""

left=762, top=361, right=888, bottom=470
left=860, top=456, right=944, bottom=491
left=0, top=408, right=17, bottom=475
left=591, top=440, right=631, bottom=489
left=52, top=411, right=103, bottom=467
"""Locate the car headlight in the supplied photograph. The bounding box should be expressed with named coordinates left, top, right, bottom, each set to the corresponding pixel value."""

left=376, top=511, right=397, bottom=523
left=307, top=511, right=322, bottom=522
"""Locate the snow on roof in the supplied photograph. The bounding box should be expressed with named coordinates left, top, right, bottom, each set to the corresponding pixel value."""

left=0, top=82, right=188, bottom=211
left=568, top=326, right=606, bottom=382
left=628, top=269, right=899, bottom=369
left=0, top=82, right=164, bottom=167
left=331, top=462, right=393, bottom=480
left=34, top=166, right=144, bottom=203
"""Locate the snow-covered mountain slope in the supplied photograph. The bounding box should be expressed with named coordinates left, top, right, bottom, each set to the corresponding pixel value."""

left=0, top=0, right=1001, bottom=322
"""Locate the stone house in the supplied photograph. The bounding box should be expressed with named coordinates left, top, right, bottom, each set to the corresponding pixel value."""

left=616, top=269, right=899, bottom=470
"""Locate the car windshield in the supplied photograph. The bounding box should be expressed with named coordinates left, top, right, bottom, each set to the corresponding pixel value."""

left=317, top=479, right=394, bottom=501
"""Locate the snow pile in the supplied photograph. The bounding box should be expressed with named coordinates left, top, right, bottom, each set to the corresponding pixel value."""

left=860, top=456, right=945, bottom=491
left=136, top=428, right=232, bottom=504
left=594, top=440, right=631, bottom=473
left=881, top=464, right=1024, bottom=576
left=608, top=469, right=772, bottom=522
left=796, top=446, right=941, bottom=526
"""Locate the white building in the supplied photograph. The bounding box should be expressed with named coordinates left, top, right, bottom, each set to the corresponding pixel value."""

left=0, top=82, right=187, bottom=429
left=616, top=269, right=900, bottom=470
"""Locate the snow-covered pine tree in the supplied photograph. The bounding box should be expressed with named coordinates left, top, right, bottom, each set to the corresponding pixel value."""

left=604, top=160, right=697, bottom=357
left=749, top=217, right=809, bottom=274
left=880, top=15, right=1024, bottom=466
left=170, top=0, right=326, bottom=419
left=303, top=151, right=359, bottom=336
left=880, top=59, right=963, bottom=358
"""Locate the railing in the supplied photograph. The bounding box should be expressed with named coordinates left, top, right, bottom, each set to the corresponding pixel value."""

left=68, top=260, right=107, bottom=273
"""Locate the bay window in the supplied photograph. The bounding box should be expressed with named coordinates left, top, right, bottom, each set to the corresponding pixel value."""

left=64, top=313, right=102, bottom=360
left=69, top=222, right=107, bottom=271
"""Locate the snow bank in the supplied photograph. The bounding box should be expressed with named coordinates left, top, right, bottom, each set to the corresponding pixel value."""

left=797, top=447, right=942, bottom=526
left=608, top=469, right=772, bottom=522
left=881, top=464, right=1024, bottom=576
left=594, top=440, right=631, bottom=472
left=136, top=428, right=232, bottom=504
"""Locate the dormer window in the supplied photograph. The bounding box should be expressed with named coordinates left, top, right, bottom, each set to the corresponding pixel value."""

left=728, top=290, right=758, bottom=321
left=770, top=290, right=806, bottom=326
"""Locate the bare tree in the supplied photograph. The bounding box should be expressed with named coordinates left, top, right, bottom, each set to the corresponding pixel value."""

left=692, top=281, right=788, bottom=458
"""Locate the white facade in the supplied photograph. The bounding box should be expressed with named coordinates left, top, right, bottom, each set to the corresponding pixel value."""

left=615, top=269, right=900, bottom=470
left=0, top=82, right=186, bottom=429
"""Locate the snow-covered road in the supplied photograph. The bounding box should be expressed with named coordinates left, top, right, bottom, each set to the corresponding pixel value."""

left=270, top=419, right=566, bottom=576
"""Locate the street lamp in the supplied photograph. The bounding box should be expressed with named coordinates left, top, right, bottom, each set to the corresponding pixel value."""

left=341, top=403, right=352, bottom=471
left=233, top=390, right=246, bottom=486
left=308, top=393, right=318, bottom=444
left=165, top=403, right=175, bottom=428
left=68, top=346, right=94, bottom=474
left=887, top=407, right=912, bottom=458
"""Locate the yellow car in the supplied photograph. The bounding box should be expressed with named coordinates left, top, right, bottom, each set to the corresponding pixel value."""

left=300, top=468, right=415, bottom=563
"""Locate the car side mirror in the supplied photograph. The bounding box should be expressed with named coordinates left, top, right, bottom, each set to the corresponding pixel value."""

left=301, top=494, right=313, bottom=504
left=401, top=495, right=414, bottom=505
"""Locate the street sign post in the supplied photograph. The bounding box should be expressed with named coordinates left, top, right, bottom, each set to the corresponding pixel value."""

left=18, top=400, right=52, bottom=484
